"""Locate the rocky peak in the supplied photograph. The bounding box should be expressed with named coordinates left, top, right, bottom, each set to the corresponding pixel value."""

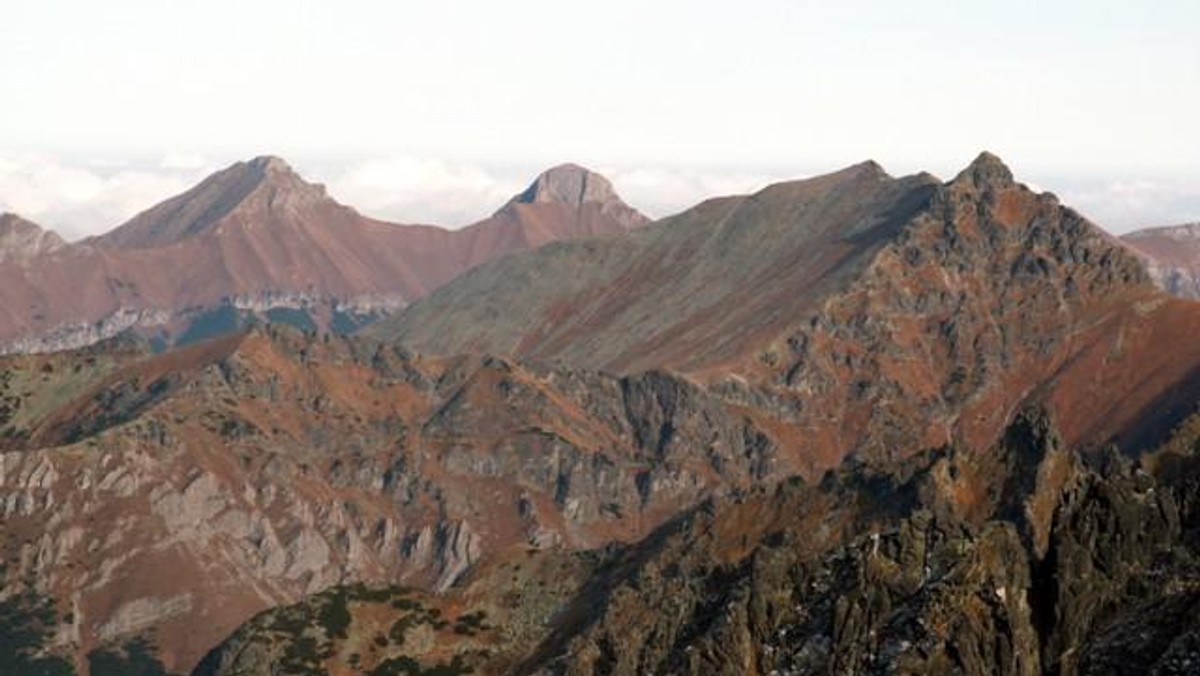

left=226, top=155, right=328, bottom=203
left=509, top=163, right=613, bottom=208
left=244, top=155, right=326, bottom=196
left=248, top=155, right=294, bottom=174
left=951, top=150, right=1016, bottom=191
left=845, top=159, right=889, bottom=179
left=499, top=163, right=649, bottom=228
left=95, top=155, right=331, bottom=249
left=0, top=212, right=66, bottom=260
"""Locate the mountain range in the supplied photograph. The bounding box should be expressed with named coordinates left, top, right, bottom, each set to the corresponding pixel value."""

left=2, top=153, right=1200, bottom=676
left=0, top=157, right=647, bottom=354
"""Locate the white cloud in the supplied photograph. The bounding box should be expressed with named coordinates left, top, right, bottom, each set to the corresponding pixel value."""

left=324, top=157, right=791, bottom=227
left=324, top=157, right=521, bottom=227
left=3, top=152, right=1193, bottom=242
left=159, top=153, right=210, bottom=171
left=1056, top=178, right=1200, bottom=234
left=0, top=154, right=216, bottom=240
left=608, top=167, right=791, bottom=219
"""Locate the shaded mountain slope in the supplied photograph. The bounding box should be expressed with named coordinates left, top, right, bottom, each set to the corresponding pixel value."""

left=0, top=159, right=646, bottom=354
left=371, top=159, right=926, bottom=375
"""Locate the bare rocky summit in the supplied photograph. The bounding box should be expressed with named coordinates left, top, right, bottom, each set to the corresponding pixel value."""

left=500, top=163, right=649, bottom=230
left=92, top=156, right=328, bottom=249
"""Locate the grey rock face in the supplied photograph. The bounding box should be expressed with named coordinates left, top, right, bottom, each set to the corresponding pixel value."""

left=509, top=164, right=619, bottom=209
left=0, top=213, right=66, bottom=261
left=500, top=163, right=650, bottom=230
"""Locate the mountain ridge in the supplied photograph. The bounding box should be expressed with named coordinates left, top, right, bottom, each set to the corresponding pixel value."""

left=91, top=155, right=332, bottom=249
left=371, top=151, right=1195, bottom=466
left=0, top=156, right=649, bottom=354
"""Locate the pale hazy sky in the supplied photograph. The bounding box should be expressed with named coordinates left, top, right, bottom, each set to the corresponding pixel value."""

left=2, top=0, right=1197, bottom=239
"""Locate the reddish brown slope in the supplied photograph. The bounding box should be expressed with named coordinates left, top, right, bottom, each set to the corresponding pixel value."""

left=0, top=158, right=647, bottom=353
left=373, top=160, right=933, bottom=374
left=89, top=156, right=461, bottom=300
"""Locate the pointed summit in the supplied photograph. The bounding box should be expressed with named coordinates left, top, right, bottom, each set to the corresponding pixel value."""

left=96, top=155, right=330, bottom=249
left=952, top=151, right=1015, bottom=190
left=248, top=155, right=294, bottom=174
left=508, top=163, right=617, bottom=208
left=845, top=159, right=889, bottom=179
left=499, top=163, right=649, bottom=229
left=0, top=213, right=66, bottom=261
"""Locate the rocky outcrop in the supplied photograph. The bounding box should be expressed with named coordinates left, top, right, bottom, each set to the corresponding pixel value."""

left=0, top=213, right=66, bottom=262
left=400, top=520, right=483, bottom=591
left=0, top=308, right=172, bottom=355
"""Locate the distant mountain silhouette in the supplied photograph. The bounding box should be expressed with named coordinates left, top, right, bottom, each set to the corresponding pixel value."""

left=1122, top=221, right=1200, bottom=298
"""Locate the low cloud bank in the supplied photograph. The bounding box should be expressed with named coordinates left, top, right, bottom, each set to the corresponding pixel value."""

left=1, top=154, right=1194, bottom=240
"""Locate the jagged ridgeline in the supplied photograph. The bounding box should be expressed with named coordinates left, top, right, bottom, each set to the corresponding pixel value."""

left=2, top=154, right=1200, bottom=675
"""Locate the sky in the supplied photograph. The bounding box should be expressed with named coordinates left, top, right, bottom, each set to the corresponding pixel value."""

left=1, top=0, right=1197, bottom=239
